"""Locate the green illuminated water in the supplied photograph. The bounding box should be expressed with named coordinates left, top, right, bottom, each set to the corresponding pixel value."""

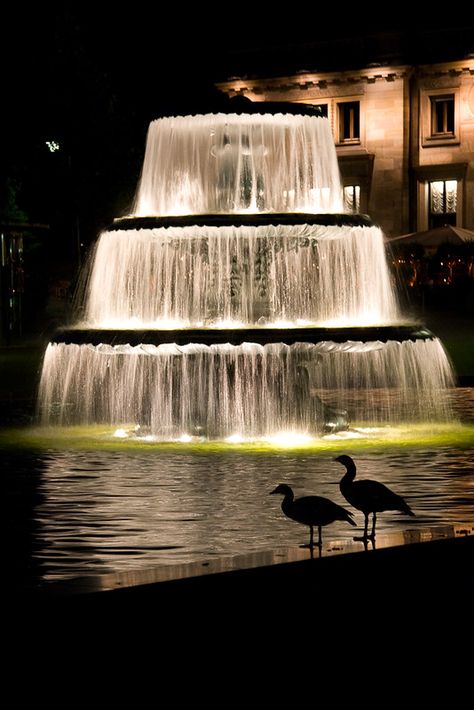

left=2, top=421, right=474, bottom=453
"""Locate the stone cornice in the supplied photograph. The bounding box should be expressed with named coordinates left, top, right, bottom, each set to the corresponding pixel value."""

left=415, top=59, right=474, bottom=78
left=218, top=59, right=474, bottom=97
left=218, top=66, right=411, bottom=97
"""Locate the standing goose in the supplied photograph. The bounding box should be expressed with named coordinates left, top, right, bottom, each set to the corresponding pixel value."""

left=270, top=483, right=356, bottom=549
left=335, top=455, right=415, bottom=539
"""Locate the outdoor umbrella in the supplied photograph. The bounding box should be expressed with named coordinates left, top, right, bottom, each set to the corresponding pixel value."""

left=386, top=225, right=474, bottom=247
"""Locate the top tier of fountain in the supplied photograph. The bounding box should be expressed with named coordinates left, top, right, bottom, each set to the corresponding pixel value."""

left=131, top=105, right=343, bottom=217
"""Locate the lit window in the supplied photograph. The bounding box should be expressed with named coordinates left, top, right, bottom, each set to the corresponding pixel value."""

left=429, top=180, right=457, bottom=228
left=430, top=95, right=454, bottom=136
left=338, top=102, right=360, bottom=143
left=343, top=185, right=360, bottom=213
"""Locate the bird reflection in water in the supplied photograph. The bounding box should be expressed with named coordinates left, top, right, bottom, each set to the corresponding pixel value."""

left=270, top=483, right=356, bottom=557
left=360, top=536, right=376, bottom=552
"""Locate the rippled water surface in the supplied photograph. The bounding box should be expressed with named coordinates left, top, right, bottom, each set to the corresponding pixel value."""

left=4, top=389, right=473, bottom=589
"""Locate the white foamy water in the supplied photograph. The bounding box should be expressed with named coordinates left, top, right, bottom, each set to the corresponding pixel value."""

left=38, top=338, right=455, bottom=438
left=83, top=224, right=399, bottom=327
left=133, top=113, right=343, bottom=216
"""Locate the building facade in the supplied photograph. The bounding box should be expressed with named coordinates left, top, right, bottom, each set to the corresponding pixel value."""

left=218, top=58, right=474, bottom=238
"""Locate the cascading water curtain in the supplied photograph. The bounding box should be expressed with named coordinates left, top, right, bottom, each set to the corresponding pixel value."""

left=38, top=339, right=455, bottom=438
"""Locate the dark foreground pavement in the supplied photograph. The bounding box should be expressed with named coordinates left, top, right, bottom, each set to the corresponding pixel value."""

left=7, top=527, right=473, bottom=701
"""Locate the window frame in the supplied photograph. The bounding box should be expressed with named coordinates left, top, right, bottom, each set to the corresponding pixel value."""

left=421, top=86, right=460, bottom=147
left=413, top=163, right=467, bottom=232
left=343, top=184, right=361, bottom=213
left=430, top=94, right=455, bottom=136
left=428, top=179, right=458, bottom=228
left=336, top=99, right=362, bottom=145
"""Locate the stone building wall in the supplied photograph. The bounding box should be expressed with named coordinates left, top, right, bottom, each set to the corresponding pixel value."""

left=218, top=58, right=474, bottom=237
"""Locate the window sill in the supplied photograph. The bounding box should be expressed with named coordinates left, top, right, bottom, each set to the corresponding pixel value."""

left=422, top=135, right=460, bottom=148
left=336, top=142, right=364, bottom=152
left=336, top=139, right=361, bottom=147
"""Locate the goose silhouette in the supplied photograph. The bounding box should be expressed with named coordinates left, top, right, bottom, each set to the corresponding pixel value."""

left=270, top=483, right=356, bottom=549
left=335, top=454, right=414, bottom=539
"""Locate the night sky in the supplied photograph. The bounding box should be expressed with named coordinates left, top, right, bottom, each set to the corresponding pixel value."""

left=1, top=6, right=473, bottom=268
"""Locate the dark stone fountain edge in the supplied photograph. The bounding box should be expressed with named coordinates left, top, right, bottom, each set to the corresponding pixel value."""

left=51, top=325, right=435, bottom=347
left=108, top=213, right=375, bottom=231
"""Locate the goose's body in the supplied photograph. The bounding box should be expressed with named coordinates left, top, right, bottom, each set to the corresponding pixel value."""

left=270, top=483, right=356, bottom=548
left=335, top=455, right=414, bottom=539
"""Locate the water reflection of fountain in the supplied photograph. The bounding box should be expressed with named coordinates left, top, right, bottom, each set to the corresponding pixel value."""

left=37, top=98, right=455, bottom=440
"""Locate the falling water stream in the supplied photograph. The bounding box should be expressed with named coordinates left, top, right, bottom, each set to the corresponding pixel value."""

left=37, top=106, right=456, bottom=440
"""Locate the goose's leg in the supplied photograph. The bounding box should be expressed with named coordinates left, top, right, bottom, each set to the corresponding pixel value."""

left=363, top=513, right=369, bottom=538
left=370, top=512, right=377, bottom=539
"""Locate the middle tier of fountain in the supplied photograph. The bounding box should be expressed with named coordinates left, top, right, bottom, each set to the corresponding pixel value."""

left=81, top=218, right=398, bottom=329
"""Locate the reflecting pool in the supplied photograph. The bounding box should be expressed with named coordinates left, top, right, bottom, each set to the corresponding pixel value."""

left=4, top=389, right=473, bottom=591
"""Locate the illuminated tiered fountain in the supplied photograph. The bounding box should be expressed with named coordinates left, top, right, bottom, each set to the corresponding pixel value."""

left=38, top=97, right=455, bottom=441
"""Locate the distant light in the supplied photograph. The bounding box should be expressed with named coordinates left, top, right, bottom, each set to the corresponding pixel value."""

left=46, top=140, right=60, bottom=153
left=178, top=433, right=193, bottom=442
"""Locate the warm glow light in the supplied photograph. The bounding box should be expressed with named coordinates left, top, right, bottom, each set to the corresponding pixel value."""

left=320, top=315, right=398, bottom=327
left=86, top=316, right=405, bottom=330
left=265, top=431, right=313, bottom=446
left=259, top=318, right=315, bottom=328
left=113, top=428, right=128, bottom=438
left=213, top=319, right=246, bottom=329
left=269, top=320, right=296, bottom=328
left=91, top=318, right=189, bottom=330
left=225, top=433, right=245, bottom=443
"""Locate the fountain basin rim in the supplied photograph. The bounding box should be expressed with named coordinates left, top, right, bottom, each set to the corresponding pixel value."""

left=50, top=325, right=435, bottom=347
left=109, top=213, right=375, bottom=232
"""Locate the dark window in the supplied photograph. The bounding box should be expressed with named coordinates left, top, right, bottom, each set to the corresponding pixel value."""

left=338, top=102, right=360, bottom=142
left=431, top=95, right=455, bottom=135
left=429, top=180, right=457, bottom=228
left=314, top=104, right=328, bottom=117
